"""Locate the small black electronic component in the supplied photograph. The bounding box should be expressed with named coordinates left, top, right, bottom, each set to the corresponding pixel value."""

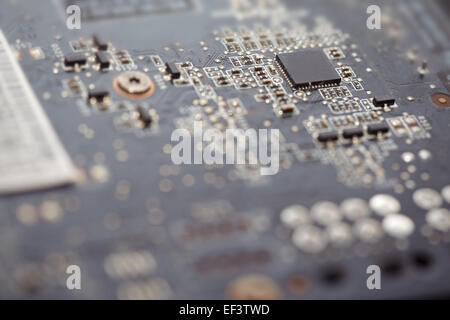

left=135, top=105, right=152, bottom=128
left=276, top=50, right=341, bottom=90
left=87, top=89, right=109, bottom=104
left=96, top=51, right=111, bottom=70
left=317, top=131, right=339, bottom=142
left=166, top=62, right=181, bottom=79
left=373, top=96, right=396, bottom=107
left=93, top=34, right=108, bottom=51
left=367, top=122, right=390, bottom=135
left=342, top=127, right=364, bottom=139
left=64, top=53, right=87, bottom=68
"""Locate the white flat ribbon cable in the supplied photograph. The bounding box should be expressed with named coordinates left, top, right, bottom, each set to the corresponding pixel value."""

left=0, top=30, right=76, bottom=194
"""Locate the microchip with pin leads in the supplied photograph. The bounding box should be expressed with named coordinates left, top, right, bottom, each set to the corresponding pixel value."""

left=64, top=53, right=87, bottom=68
left=276, top=50, right=341, bottom=90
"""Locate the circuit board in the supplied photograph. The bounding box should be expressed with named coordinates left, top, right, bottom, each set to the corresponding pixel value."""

left=0, top=0, right=449, bottom=299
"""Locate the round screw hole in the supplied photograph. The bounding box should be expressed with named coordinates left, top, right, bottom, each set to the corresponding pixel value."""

left=129, top=77, right=140, bottom=84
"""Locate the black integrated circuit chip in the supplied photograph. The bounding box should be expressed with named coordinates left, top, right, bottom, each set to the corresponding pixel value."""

left=93, top=34, right=108, bottom=51
left=87, top=89, right=109, bottom=104
left=343, top=127, right=364, bottom=139
left=135, top=105, right=152, bottom=128
left=367, top=122, right=390, bottom=135
left=317, top=131, right=339, bottom=143
left=166, top=62, right=181, bottom=79
left=96, top=51, right=111, bottom=69
left=64, top=53, right=87, bottom=68
left=276, top=50, right=341, bottom=90
left=373, top=95, right=396, bottom=107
